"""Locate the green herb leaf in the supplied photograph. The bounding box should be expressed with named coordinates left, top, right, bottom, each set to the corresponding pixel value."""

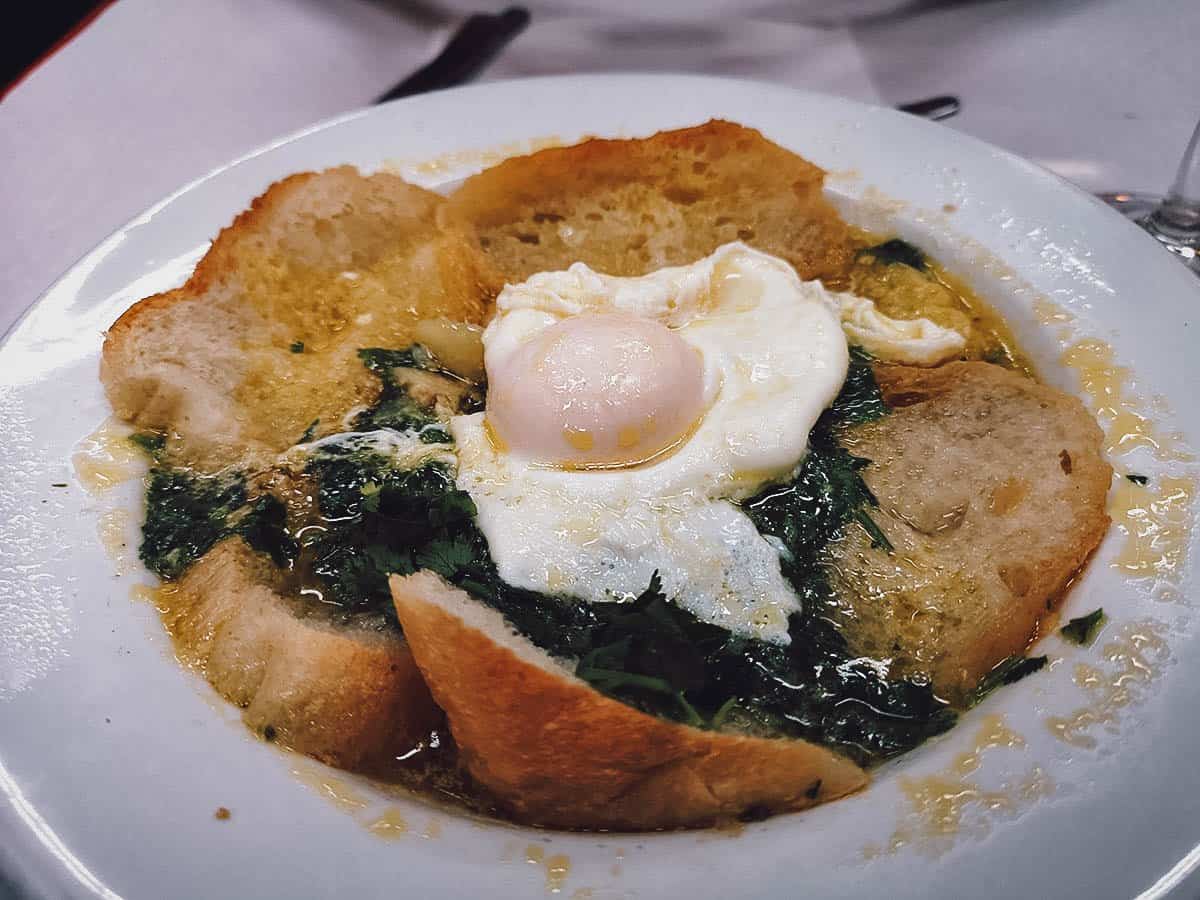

left=414, top=538, right=477, bottom=579
left=710, top=696, right=740, bottom=729
left=1125, top=474, right=1149, bottom=485
left=353, top=345, right=478, bottom=434
left=140, top=466, right=298, bottom=580
left=1060, top=608, right=1106, bottom=646
left=357, top=345, right=438, bottom=375
left=289, top=340, right=305, bottom=353
left=129, top=432, right=166, bottom=455
left=298, top=419, right=320, bottom=444
left=854, top=508, right=894, bottom=552
left=822, top=346, right=887, bottom=426
left=966, top=655, right=1048, bottom=708
left=234, top=495, right=299, bottom=568
left=859, top=238, right=927, bottom=271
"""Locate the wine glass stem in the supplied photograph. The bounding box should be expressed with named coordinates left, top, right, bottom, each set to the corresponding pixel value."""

left=1146, top=119, right=1200, bottom=239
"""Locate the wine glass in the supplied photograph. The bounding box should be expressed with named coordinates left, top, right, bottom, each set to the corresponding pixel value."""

left=1100, top=118, right=1200, bottom=277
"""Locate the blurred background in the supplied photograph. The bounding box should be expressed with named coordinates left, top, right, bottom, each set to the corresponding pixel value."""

left=2, top=0, right=1198, bottom=329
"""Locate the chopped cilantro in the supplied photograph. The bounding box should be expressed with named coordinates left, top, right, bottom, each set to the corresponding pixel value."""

left=298, top=419, right=320, bottom=444
left=139, top=466, right=296, bottom=579
left=827, top=346, right=888, bottom=425
left=302, top=448, right=476, bottom=613
left=1126, top=474, right=1149, bottom=485
left=289, top=341, right=305, bottom=353
left=1061, top=608, right=1106, bottom=647
left=859, top=238, right=927, bottom=271
left=128, top=432, right=166, bottom=455
left=353, top=344, right=479, bottom=434
left=414, top=538, right=477, bottom=575
left=966, top=655, right=1048, bottom=708
left=358, top=345, right=438, bottom=374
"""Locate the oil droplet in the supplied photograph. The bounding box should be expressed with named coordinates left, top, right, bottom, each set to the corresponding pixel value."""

left=866, top=715, right=1051, bottom=859
left=290, top=763, right=370, bottom=812
left=1060, top=340, right=1192, bottom=460
left=1046, top=620, right=1168, bottom=749
left=367, top=807, right=408, bottom=839
left=421, top=818, right=442, bottom=840
left=129, top=584, right=159, bottom=604
left=951, top=714, right=1025, bottom=776
left=610, top=848, right=625, bottom=878
left=545, top=855, right=571, bottom=894
left=73, top=418, right=144, bottom=493
left=397, top=136, right=564, bottom=179
left=563, top=428, right=594, bottom=452
left=1033, top=297, right=1074, bottom=327
left=1108, top=477, right=1195, bottom=586
left=97, top=508, right=135, bottom=574
left=521, top=845, right=572, bottom=893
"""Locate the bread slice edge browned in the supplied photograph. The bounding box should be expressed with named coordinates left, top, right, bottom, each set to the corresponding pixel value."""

left=165, top=539, right=441, bottom=773
left=390, top=570, right=867, bottom=831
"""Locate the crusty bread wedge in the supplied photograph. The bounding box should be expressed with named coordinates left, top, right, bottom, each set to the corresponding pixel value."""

left=102, top=168, right=496, bottom=772
left=103, top=166, right=499, bottom=469
left=443, top=120, right=854, bottom=284
left=390, top=571, right=867, bottom=830
left=828, top=362, right=1112, bottom=702
left=165, top=540, right=441, bottom=771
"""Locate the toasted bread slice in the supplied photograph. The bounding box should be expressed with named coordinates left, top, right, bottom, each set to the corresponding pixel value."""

left=102, top=168, right=493, bottom=772
left=164, top=540, right=441, bottom=771
left=103, top=166, right=499, bottom=469
left=389, top=571, right=867, bottom=831
left=828, top=362, right=1112, bottom=701
left=443, top=120, right=853, bottom=284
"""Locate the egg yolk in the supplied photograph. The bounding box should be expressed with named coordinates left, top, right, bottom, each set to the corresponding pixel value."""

left=485, top=313, right=708, bottom=468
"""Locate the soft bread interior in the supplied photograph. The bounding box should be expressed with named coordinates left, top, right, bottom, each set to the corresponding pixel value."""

left=103, top=166, right=500, bottom=470
left=100, top=167, right=489, bottom=772
left=443, top=120, right=855, bottom=284
left=831, top=362, right=1112, bottom=701
left=390, top=571, right=867, bottom=831
left=168, top=540, right=441, bottom=771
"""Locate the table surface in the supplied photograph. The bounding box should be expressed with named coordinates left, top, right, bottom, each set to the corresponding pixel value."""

left=2, top=0, right=1198, bottom=339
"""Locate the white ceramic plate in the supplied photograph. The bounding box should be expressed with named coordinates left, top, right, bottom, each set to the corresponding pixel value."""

left=3, top=75, right=1199, bottom=900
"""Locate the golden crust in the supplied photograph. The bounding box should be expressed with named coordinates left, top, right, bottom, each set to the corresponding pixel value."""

left=102, top=166, right=500, bottom=469
left=444, top=120, right=854, bottom=283
left=167, top=540, right=441, bottom=772
left=390, top=572, right=867, bottom=831
left=829, top=362, right=1112, bottom=701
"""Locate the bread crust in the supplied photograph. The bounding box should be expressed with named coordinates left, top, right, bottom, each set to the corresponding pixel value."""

left=444, top=120, right=854, bottom=283
left=390, top=571, right=867, bottom=830
left=167, top=540, right=440, bottom=771
left=102, top=166, right=500, bottom=468
left=100, top=168, right=493, bottom=773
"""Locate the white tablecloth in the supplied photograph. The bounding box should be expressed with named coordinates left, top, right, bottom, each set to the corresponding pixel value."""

left=2, top=0, right=1197, bottom=334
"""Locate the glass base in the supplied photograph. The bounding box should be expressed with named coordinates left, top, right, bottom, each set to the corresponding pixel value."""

left=1099, top=192, right=1200, bottom=276
left=1098, top=191, right=1166, bottom=221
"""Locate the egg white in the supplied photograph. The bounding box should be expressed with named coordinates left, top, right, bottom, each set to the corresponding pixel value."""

left=452, top=244, right=848, bottom=642
left=450, top=243, right=966, bottom=643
